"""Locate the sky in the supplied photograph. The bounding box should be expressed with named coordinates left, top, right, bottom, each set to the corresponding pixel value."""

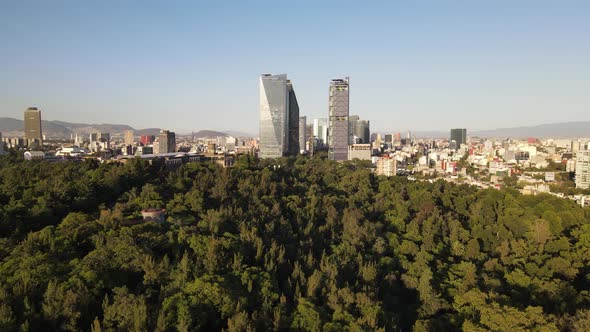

left=1, top=0, right=589, bottom=134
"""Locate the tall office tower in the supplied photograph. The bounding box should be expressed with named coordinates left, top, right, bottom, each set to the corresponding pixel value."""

left=450, top=128, right=467, bottom=150
left=355, top=120, right=370, bottom=144
left=259, top=74, right=289, bottom=158
left=24, top=107, right=43, bottom=145
left=286, top=80, right=300, bottom=156
left=124, top=130, right=134, bottom=145
left=299, top=116, right=307, bottom=153
left=0, top=132, right=4, bottom=155
left=576, top=150, right=590, bottom=189
left=157, top=130, right=176, bottom=154
left=348, top=115, right=359, bottom=144
left=313, top=118, right=329, bottom=146
left=328, top=77, right=350, bottom=161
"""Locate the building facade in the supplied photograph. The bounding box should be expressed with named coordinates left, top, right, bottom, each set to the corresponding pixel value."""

left=259, top=74, right=290, bottom=159
left=576, top=150, right=590, bottom=189
left=286, top=80, right=300, bottom=156
left=24, top=107, right=43, bottom=145
left=299, top=116, right=307, bottom=153
left=0, top=132, right=4, bottom=155
left=140, top=135, right=155, bottom=146
left=328, top=77, right=350, bottom=161
left=376, top=157, right=397, bottom=177
left=124, top=130, right=134, bottom=145
left=355, top=120, right=370, bottom=144
left=450, top=128, right=467, bottom=150
left=157, top=130, right=176, bottom=154
left=347, top=144, right=371, bottom=161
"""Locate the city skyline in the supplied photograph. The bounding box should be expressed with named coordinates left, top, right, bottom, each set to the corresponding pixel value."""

left=1, top=1, right=589, bottom=133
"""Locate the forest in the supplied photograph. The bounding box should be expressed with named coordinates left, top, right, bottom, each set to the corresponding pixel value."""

left=1, top=150, right=590, bottom=331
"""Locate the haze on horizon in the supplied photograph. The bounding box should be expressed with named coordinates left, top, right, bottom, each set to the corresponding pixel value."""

left=1, top=0, right=589, bottom=134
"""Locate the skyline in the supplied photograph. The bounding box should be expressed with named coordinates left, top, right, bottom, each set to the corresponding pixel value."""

left=1, top=1, right=589, bottom=133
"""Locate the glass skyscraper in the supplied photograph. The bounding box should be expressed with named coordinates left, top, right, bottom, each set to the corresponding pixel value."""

left=328, top=77, right=350, bottom=161
left=450, top=128, right=467, bottom=150
left=259, top=74, right=299, bottom=159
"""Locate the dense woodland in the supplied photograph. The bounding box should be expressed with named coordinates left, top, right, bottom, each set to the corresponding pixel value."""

left=1, top=151, right=590, bottom=331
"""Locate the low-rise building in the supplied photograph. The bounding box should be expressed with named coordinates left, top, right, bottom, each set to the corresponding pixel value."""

left=348, top=144, right=371, bottom=161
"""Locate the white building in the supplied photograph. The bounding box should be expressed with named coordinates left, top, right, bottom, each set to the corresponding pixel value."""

left=376, top=157, right=396, bottom=177
left=575, top=150, right=590, bottom=189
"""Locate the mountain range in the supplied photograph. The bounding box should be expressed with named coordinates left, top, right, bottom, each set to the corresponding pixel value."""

left=1, top=117, right=588, bottom=139
left=383, top=122, right=590, bottom=139
left=0, top=118, right=253, bottom=138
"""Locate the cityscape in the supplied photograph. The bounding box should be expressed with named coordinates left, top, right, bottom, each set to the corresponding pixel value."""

left=3, top=74, right=590, bottom=205
left=1, top=1, right=590, bottom=331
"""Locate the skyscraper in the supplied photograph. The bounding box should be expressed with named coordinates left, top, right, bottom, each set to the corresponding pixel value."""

left=24, top=107, right=43, bottom=145
left=450, top=128, right=467, bottom=149
left=157, top=130, right=176, bottom=154
left=299, top=116, right=307, bottom=153
left=259, top=74, right=297, bottom=159
left=576, top=150, right=590, bottom=189
left=355, top=120, right=370, bottom=144
left=328, top=77, right=350, bottom=161
left=124, top=130, right=134, bottom=145
left=287, top=80, right=300, bottom=156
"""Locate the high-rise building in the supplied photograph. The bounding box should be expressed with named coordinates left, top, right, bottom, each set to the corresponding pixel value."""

left=313, top=118, right=329, bottom=147
left=24, top=107, right=43, bottom=145
left=0, top=132, right=4, bottom=155
left=328, top=77, right=350, bottom=161
left=157, top=130, right=176, bottom=154
left=450, top=128, right=467, bottom=150
left=286, top=80, right=300, bottom=156
left=124, top=130, right=134, bottom=146
left=348, top=115, right=359, bottom=144
left=576, top=150, right=590, bottom=189
left=355, top=120, right=370, bottom=144
left=259, top=74, right=292, bottom=159
left=299, top=116, right=307, bottom=153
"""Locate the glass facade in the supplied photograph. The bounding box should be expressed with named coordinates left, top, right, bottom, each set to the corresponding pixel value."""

left=450, top=128, right=467, bottom=149
left=259, top=74, right=288, bottom=159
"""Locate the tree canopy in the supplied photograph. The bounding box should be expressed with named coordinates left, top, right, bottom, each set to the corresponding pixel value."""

left=0, top=155, right=589, bottom=331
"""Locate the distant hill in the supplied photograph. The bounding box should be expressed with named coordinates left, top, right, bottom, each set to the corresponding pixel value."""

left=192, top=130, right=228, bottom=138
left=472, top=122, right=590, bottom=139
left=380, top=122, right=590, bottom=139
left=223, top=130, right=256, bottom=137
left=0, top=117, right=160, bottom=138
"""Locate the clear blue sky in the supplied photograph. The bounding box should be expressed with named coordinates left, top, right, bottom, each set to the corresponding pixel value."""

left=1, top=1, right=589, bottom=134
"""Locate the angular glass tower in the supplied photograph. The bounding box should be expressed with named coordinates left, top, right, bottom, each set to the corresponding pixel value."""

left=328, top=78, right=350, bottom=161
left=259, top=74, right=289, bottom=159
